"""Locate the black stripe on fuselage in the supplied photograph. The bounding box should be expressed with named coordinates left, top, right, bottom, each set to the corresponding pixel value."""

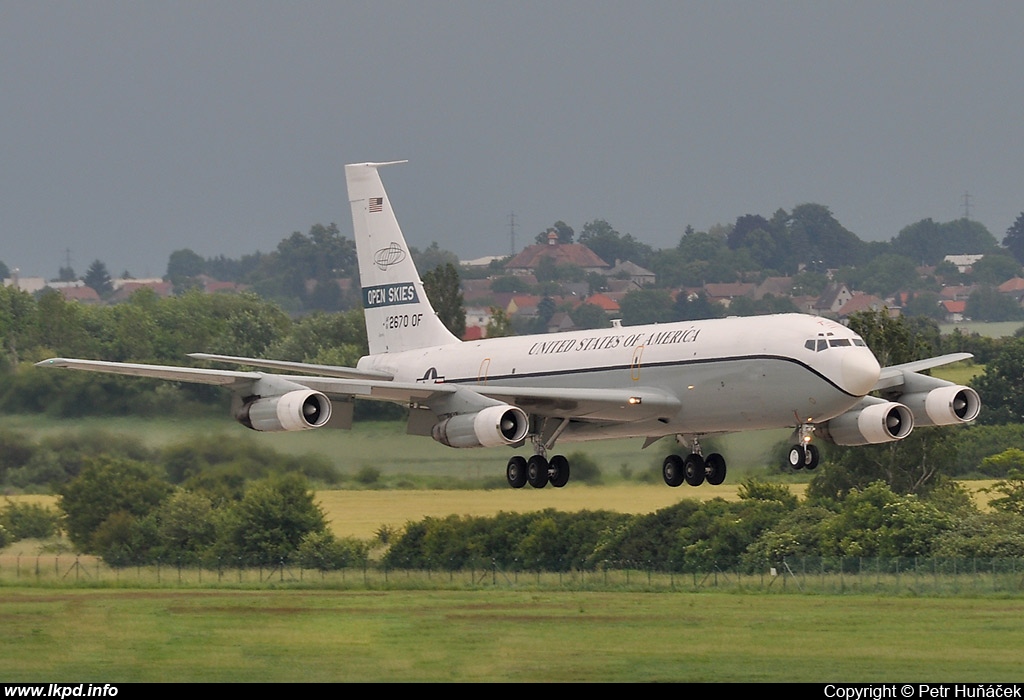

left=439, top=353, right=861, bottom=398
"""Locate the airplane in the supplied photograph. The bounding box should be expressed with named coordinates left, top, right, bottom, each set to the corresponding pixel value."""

left=36, top=161, right=982, bottom=489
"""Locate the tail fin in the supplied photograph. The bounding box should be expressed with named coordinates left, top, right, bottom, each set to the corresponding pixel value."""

left=346, top=161, right=462, bottom=355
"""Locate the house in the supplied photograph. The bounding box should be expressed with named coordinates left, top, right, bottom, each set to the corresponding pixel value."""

left=703, top=282, right=755, bottom=308
left=997, top=277, right=1024, bottom=304
left=944, top=255, right=985, bottom=274
left=606, top=260, right=656, bottom=287
left=59, top=286, right=102, bottom=304
left=941, top=300, right=967, bottom=323
left=582, top=293, right=621, bottom=315
left=108, top=280, right=174, bottom=302
left=505, top=233, right=610, bottom=275
left=813, top=283, right=854, bottom=316
left=754, top=276, right=794, bottom=300
left=836, top=293, right=890, bottom=320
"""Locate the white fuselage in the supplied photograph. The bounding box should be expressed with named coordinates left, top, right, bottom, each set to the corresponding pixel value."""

left=357, top=313, right=881, bottom=443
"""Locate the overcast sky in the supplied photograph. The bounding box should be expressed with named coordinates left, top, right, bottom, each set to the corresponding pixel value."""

left=3, top=2, right=1022, bottom=279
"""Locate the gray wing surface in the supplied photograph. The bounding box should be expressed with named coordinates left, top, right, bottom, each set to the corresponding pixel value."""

left=37, top=357, right=677, bottom=424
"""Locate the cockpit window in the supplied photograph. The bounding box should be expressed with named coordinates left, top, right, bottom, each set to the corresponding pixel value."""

left=805, top=334, right=864, bottom=352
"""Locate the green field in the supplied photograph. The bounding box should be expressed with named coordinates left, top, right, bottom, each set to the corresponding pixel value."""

left=940, top=320, right=1024, bottom=337
left=1, top=587, right=1022, bottom=682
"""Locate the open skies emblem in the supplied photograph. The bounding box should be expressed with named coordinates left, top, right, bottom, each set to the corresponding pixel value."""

left=373, top=242, right=406, bottom=271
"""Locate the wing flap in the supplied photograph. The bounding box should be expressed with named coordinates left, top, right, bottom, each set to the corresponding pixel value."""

left=187, top=353, right=394, bottom=380
left=470, top=384, right=682, bottom=422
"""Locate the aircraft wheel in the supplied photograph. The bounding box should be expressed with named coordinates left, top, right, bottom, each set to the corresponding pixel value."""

left=804, top=444, right=820, bottom=470
left=663, top=455, right=684, bottom=487
left=684, top=453, right=706, bottom=486
left=507, top=456, right=528, bottom=489
left=527, top=455, right=549, bottom=488
left=705, top=453, right=727, bottom=486
left=549, top=455, right=570, bottom=488
left=788, top=445, right=805, bottom=470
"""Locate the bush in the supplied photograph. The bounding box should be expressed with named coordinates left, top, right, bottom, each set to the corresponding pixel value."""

left=0, top=501, right=60, bottom=540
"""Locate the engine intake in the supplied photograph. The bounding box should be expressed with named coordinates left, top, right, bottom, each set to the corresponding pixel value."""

left=237, top=390, right=333, bottom=432
left=820, top=399, right=914, bottom=446
left=899, top=385, right=981, bottom=427
left=431, top=405, right=530, bottom=448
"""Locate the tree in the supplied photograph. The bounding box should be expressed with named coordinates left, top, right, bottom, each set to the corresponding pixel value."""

left=971, top=337, right=1024, bottom=424
left=485, top=307, right=514, bottom=338
left=1002, top=212, right=1024, bottom=265
left=966, top=286, right=1024, bottom=322
left=83, top=260, right=113, bottom=297
left=569, top=302, right=611, bottom=330
left=534, top=221, right=574, bottom=245
left=846, top=309, right=931, bottom=367
left=986, top=469, right=1024, bottom=517
left=422, top=262, right=466, bottom=338
left=58, top=457, right=173, bottom=553
left=166, top=248, right=205, bottom=288
left=892, top=218, right=999, bottom=265
left=577, top=219, right=651, bottom=267
left=618, top=289, right=674, bottom=326
left=216, top=473, right=328, bottom=566
left=970, top=253, right=1021, bottom=286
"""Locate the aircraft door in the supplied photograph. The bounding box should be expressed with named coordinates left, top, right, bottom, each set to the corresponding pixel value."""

left=631, top=346, right=645, bottom=381
left=478, top=358, right=491, bottom=383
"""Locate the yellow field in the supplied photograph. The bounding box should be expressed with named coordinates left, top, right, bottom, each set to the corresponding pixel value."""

left=7, top=480, right=999, bottom=542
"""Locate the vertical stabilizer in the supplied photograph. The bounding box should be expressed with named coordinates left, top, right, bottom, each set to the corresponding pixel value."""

left=346, top=161, right=461, bottom=355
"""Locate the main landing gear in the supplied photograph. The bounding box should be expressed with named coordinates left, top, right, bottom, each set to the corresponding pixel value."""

left=506, top=454, right=570, bottom=489
left=661, top=436, right=726, bottom=488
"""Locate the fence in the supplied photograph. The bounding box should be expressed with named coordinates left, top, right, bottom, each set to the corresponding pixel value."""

left=3, top=553, right=1024, bottom=594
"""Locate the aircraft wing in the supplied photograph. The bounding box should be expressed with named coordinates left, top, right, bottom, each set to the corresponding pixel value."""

left=468, top=384, right=682, bottom=422
left=187, top=353, right=394, bottom=380
left=873, top=352, right=974, bottom=391
left=35, top=358, right=261, bottom=388
left=36, top=357, right=679, bottom=424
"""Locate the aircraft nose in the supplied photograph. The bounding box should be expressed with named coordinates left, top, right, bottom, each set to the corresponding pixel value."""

left=841, top=350, right=881, bottom=396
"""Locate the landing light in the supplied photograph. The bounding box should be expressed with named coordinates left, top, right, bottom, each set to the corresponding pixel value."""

left=628, top=397, right=642, bottom=405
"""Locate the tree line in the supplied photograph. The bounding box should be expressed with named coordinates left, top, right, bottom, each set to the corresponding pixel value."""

left=383, top=478, right=1024, bottom=572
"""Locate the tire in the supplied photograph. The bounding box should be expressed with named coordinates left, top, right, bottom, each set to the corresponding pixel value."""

left=549, top=454, right=570, bottom=488
left=684, top=453, right=705, bottom=486
left=527, top=455, right=549, bottom=488
left=506, top=456, right=528, bottom=488
left=663, top=454, right=684, bottom=487
left=804, top=444, right=820, bottom=470
left=705, top=453, right=727, bottom=486
left=788, top=445, right=805, bottom=470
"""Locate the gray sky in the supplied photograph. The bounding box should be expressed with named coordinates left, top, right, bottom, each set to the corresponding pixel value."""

left=3, top=2, right=1022, bottom=279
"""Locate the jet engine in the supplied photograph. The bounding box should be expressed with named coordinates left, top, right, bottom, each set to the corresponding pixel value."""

left=236, top=390, right=333, bottom=432
left=897, top=385, right=981, bottom=427
left=819, top=398, right=914, bottom=446
left=431, top=405, right=530, bottom=448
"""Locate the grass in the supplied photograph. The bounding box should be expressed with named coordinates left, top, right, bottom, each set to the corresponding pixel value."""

left=1, top=415, right=1017, bottom=682
left=1, top=587, right=1022, bottom=682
